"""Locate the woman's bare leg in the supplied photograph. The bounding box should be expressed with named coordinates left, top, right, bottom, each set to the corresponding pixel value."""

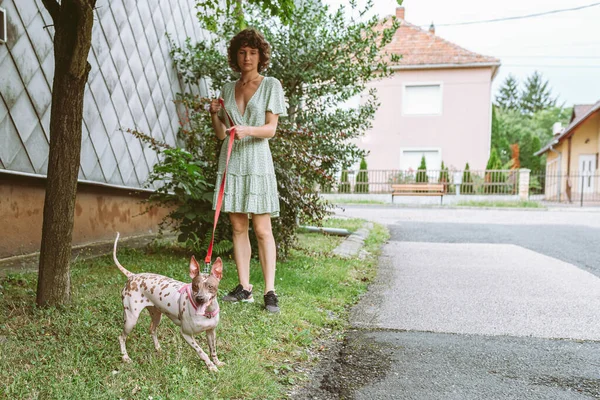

left=251, top=214, right=276, bottom=294
left=229, top=213, right=252, bottom=290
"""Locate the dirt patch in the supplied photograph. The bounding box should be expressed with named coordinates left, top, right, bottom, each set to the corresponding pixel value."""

left=291, top=330, right=394, bottom=400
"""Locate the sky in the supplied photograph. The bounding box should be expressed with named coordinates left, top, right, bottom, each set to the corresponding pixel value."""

left=323, top=0, right=600, bottom=107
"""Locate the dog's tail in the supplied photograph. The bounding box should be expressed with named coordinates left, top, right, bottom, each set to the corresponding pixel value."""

left=113, top=232, right=133, bottom=278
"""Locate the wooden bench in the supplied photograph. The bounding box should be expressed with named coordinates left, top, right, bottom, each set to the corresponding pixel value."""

left=391, top=183, right=445, bottom=204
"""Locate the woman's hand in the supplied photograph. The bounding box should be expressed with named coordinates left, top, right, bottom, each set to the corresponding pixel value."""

left=209, top=98, right=222, bottom=115
left=227, top=125, right=253, bottom=140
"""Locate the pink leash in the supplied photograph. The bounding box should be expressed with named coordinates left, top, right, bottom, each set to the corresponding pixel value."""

left=204, top=99, right=236, bottom=272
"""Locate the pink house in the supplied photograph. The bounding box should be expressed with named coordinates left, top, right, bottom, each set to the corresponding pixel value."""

left=360, top=7, right=501, bottom=172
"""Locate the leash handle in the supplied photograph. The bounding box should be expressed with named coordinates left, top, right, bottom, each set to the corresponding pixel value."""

left=205, top=99, right=235, bottom=269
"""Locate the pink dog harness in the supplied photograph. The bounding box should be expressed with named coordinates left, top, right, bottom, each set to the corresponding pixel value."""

left=179, top=283, right=220, bottom=318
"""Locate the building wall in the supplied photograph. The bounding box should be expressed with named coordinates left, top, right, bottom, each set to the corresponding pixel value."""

left=0, top=174, right=170, bottom=259
left=543, top=112, right=600, bottom=200
left=360, top=67, right=494, bottom=171
left=0, top=0, right=207, bottom=187
left=568, top=113, right=599, bottom=174
left=0, top=0, right=208, bottom=258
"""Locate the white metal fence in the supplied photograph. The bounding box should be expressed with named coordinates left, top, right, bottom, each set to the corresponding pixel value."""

left=322, top=169, right=520, bottom=196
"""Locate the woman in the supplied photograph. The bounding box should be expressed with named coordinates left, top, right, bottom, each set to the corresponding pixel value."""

left=209, top=28, right=286, bottom=313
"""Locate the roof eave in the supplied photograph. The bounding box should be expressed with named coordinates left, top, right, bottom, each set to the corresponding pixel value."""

left=535, top=141, right=558, bottom=156
left=390, top=62, right=501, bottom=71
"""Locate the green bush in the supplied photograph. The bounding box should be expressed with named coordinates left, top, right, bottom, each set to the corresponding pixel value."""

left=462, top=162, right=474, bottom=194
left=484, top=148, right=507, bottom=194
left=438, top=161, right=449, bottom=192
left=354, top=157, right=369, bottom=193
left=338, top=170, right=351, bottom=193
left=127, top=131, right=233, bottom=257
left=416, top=155, right=428, bottom=183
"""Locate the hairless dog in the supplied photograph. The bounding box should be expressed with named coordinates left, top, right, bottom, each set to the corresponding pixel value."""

left=113, top=233, right=225, bottom=371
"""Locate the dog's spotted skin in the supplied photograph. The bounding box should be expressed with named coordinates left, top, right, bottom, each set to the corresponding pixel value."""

left=113, top=233, right=224, bottom=372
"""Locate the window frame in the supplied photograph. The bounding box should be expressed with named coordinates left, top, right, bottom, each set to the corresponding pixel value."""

left=402, top=82, right=444, bottom=116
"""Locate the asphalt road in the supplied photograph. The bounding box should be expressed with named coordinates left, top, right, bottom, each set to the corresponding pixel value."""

left=296, top=206, right=600, bottom=400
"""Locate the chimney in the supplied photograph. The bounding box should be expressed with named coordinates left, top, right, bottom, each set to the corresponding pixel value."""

left=396, top=7, right=405, bottom=20
left=552, top=122, right=563, bottom=136
left=429, top=22, right=435, bottom=34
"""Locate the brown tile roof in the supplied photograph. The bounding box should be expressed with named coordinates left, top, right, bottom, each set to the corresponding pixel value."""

left=572, top=104, right=594, bottom=122
left=379, top=12, right=500, bottom=68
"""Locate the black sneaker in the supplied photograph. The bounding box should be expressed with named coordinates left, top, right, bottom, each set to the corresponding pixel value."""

left=264, top=291, right=280, bottom=313
left=222, top=284, right=254, bottom=303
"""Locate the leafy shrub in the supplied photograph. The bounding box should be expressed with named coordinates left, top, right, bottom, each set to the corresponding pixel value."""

left=354, top=158, right=369, bottom=193
left=416, top=155, right=428, bottom=183
left=462, top=162, right=474, bottom=194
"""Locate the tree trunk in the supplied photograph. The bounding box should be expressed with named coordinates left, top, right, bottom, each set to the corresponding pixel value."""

left=37, top=0, right=95, bottom=306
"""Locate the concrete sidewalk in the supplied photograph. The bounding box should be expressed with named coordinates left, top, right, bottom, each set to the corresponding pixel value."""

left=297, top=206, right=600, bottom=399
left=352, top=241, right=600, bottom=340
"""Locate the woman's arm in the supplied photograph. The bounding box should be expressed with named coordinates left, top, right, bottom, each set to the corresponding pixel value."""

left=211, top=113, right=227, bottom=140
left=209, top=98, right=227, bottom=140
left=231, top=112, right=280, bottom=140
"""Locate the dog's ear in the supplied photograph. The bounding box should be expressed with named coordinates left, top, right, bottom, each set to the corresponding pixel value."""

left=211, top=257, right=223, bottom=280
left=189, top=255, right=200, bottom=279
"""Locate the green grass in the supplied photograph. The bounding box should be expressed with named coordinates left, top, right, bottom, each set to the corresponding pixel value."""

left=331, top=199, right=386, bottom=205
left=0, top=219, right=388, bottom=400
left=455, top=200, right=543, bottom=208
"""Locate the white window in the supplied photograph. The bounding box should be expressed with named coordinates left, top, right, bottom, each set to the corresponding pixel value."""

left=403, top=84, right=442, bottom=115
left=400, top=149, right=441, bottom=171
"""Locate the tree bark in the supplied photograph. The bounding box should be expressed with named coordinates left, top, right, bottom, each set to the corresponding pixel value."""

left=37, top=0, right=96, bottom=306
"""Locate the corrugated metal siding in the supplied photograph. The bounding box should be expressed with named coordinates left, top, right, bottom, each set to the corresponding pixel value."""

left=0, top=0, right=207, bottom=188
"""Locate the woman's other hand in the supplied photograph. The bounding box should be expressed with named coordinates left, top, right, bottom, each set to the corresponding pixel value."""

left=227, top=125, right=253, bottom=140
left=210, top=98, right=223, bottom=115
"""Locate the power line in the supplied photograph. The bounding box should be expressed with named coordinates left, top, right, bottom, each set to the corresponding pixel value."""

left=500, top=55, right=600, bottom=59
left=503, top=64, right=600, bottom=68
left=389, top=53, right=600, bottom=59
left=425, top=2, right=600, bottom=27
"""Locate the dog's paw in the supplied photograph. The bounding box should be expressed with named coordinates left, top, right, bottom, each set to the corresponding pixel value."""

left=214, top=360, right=225, bottom=367
left=122, top=355, right=132, bottom=363
left=208, top=364, right=219, bottom=372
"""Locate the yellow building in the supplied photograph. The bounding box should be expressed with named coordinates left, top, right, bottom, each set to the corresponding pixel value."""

left=536, top=101, right=600, bottom=202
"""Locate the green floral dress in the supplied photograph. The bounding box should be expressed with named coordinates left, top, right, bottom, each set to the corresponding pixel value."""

left=213, top=76, right=287, bottom=217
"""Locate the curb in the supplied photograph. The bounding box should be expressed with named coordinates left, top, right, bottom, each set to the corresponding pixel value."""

left=332, top=222, right=373, bottom=259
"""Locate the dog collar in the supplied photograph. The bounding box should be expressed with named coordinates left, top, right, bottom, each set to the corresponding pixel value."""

left=179, top=283, right=220, bottom=318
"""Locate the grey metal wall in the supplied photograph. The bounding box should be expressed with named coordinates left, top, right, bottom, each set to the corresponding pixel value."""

left=0, top=0, right=207, bottom=189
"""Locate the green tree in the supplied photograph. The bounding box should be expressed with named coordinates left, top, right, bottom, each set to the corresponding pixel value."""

left=519, top=132, right=535, bottom=170
left=462, top=162, right=474, bottom=194
left=339, top=170, right=351, bottom=193
left=531, top=135, right=542, bottom=172
left=166, top=0, right=400, bottom=257
left=196, top=0, right=296, bottom=31
left=355, top=157, right=369, bottom=193
left=36, top=0, right=97, bottom=307
left=416, top=155, right=428, bottom=183
left=495, top=74, right=520, bottom=110
left=520, top=71, right=556, bottom=114
left=491, top=106, right=571, bottom=167
left=438, top=161, right=449, bottom=192
left=491, top=105, right=511, bottom=163
left=486, top=148, right=502, bottom=170
left=485, top=148, right=505, bottom=193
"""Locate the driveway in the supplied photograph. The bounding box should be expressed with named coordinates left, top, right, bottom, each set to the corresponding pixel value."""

left=295, top=206, right=600, bottom=399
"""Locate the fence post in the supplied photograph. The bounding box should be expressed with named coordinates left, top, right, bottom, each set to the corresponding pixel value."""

left=519, top=169, right=531, bottom=200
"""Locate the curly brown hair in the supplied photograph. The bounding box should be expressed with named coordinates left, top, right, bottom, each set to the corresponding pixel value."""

left=227, top=28, right=271, bottom=73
